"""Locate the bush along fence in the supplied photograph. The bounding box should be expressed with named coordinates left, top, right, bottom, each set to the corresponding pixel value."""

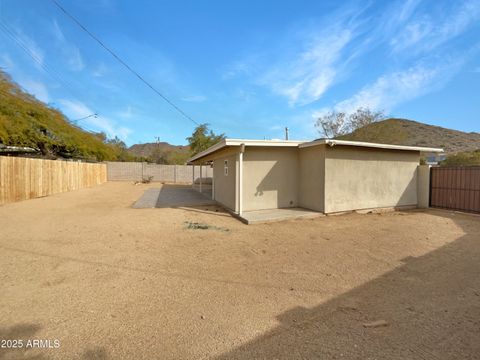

left=0, top=156, right=107, bottom=205
left=105, top=162, right=213, bottom=183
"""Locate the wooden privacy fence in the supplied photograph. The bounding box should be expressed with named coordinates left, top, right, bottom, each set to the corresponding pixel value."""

left=430, top=166, right=480, bottom=213
left=0, top=156, right=107, bottom=205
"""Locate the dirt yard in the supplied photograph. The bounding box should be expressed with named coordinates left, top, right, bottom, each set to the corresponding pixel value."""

left=0, top=182, right=479, bottom=359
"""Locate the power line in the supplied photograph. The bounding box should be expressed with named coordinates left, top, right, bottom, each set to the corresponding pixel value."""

left=51, top=0, right=200, bottom=126
left=0, top=21, right=71, bottom=93
left=0, top=20, right=111, bottom=135
left=0, top=20, right=99, bottom=117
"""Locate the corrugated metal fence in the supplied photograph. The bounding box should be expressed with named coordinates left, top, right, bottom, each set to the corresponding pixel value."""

left=106, top=162, right=212, bottom=183
left=430, top=166, right=480, bottom=213
left=0, top=156, right=107, bottom=205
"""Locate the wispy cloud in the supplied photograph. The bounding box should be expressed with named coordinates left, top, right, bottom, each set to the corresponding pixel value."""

left=52, top=19, right=66, bottom=43
left=117, top=106, right=133, bottom=118
left=10, top=26, right=45, bottom=67
left=92, top=62, right=107, bottom=77
left=221, top=55, right=260, bottom=80
left=389, top=18, right=433, bottom=53
left=395, top=0, right=421, bottom=23
left=264, top=28, right=353, bottom=106
left=223, top=0, right=479, bottom=117
left=376, top=0, right=421, bottom=41
left=323, top=58, right=464, bottom=115
left=181, top=95, right=207, bottom=103
left=66, top=47, right=85, bottom=72
left=315, top=0, right=480, bottom=116
left=232, top=88, right=257, bottom=102
left=58, top=99, right=131, bottom=140
left=51, top=20, right=85, bottom=72
left=390, top=0, right=480, bottom=54
left=21, top=79, right=50, bottom=103
left=0, top=54, right=14, bottom=70
left=224, top=5, right=368, bottom=106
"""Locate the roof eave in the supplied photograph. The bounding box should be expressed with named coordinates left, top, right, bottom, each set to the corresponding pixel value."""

left=187, top=138, right=306, bottom=163
left=187, top=139, right=228, bottom=164
left=299, top=139, right=444, bottom=153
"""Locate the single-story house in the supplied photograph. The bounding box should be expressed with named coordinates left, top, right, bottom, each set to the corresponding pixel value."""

left=188, top=138, right=443, bottom=219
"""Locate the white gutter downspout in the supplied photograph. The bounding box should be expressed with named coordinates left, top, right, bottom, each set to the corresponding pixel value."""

left=238, top=144, right=245, bottom=216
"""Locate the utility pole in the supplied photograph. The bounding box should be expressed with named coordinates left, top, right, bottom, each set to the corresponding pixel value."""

left=154, top=136, right=161, bottom=164
left=285, top=127, right=289, bottom=140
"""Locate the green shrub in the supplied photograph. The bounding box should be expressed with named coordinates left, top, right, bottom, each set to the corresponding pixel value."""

left=440, top=150, right=480, bottom=166
left=0, top=70, right=128, bottom=161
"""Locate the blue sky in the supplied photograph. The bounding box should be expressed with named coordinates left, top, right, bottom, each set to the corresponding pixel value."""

left=0, top=0, right=479, bottom=146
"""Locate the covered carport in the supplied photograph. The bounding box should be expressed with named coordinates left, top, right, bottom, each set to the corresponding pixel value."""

left=188, top=139, right=321, bottom=223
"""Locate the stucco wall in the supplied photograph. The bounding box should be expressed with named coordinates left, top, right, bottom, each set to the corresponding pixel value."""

left=417, top=164, right=430, bottom=208
left=213, top=154, right=237, bottom=211
left=242, top=147, right=299, bottom=211
left=298, top=145, right=325, bottom=212
left=324, top=146, right=420, bottom=213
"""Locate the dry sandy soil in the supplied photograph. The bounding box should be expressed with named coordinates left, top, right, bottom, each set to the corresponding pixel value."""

left=0, top=182, right=479, bottom=359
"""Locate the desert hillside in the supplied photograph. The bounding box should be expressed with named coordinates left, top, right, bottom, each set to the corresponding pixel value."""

left=128, top=142, right=189, bottom=158
left=0, top=70, right=129, bottom=161
left=339, top=118, right=480, bottom=154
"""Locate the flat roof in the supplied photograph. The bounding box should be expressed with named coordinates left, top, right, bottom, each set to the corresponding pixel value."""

left=300, top=139, right=444, bottom=153
left=188, top=138, right=444, bottom=163
left=188, top=139, right=304, bottom=163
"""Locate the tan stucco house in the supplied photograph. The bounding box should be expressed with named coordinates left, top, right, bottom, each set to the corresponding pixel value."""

left=188, top=138, right=442, bottom=220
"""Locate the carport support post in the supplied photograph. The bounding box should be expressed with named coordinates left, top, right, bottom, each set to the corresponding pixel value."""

left=192, top=165, right=195, bottom=186
left=211, top=161, right=215, bottom=200
left=199, top=164, right=202, bottom=193
left=238, top=144, right=245, bottom=216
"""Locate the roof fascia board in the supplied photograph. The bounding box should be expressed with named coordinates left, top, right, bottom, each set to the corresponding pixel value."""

left=188, top=139, right=305, bottom=163
left=299, top=139, right=443, bottom=153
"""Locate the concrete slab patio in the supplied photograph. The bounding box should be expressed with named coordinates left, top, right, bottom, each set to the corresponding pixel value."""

left=133, top=184, right=215, bottom=208
left=239, top=207, right=323, bottom=224
left=133, top=185, right=321, bottom=224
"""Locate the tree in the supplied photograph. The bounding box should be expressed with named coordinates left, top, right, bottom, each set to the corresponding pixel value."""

left=440, top=149, right=480, bottom=166
left=167, top=150, right=191, bottom=165
left=94, top=132, right=107, bottom=142
left=315, top=107, right=385, bottom=138
left=348, top=107, right=385, bottom=131
left=314, top=111, right=348, bottom=139
left=105, top=136, right=127, bottom=149
left=104, top=135, right=134, bottom=162
left=150, top=147, right=168, bottom=164
left=186, top=123, right=225, bottom=155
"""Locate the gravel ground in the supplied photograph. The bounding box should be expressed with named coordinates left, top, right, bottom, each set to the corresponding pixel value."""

left=0, top=182, right=479, bottom=359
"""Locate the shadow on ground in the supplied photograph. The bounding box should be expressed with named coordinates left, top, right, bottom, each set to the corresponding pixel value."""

left=0, top=323, right=109, bottom=360
left=214, top=211, right=480, bottom=360
left=0, top=323, right=43, bottom=360
left=176, top=204, right=232, bottom=217
left=132, top=184, right=215, bottom=209
left=81, top=346, right=108, bottom=360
